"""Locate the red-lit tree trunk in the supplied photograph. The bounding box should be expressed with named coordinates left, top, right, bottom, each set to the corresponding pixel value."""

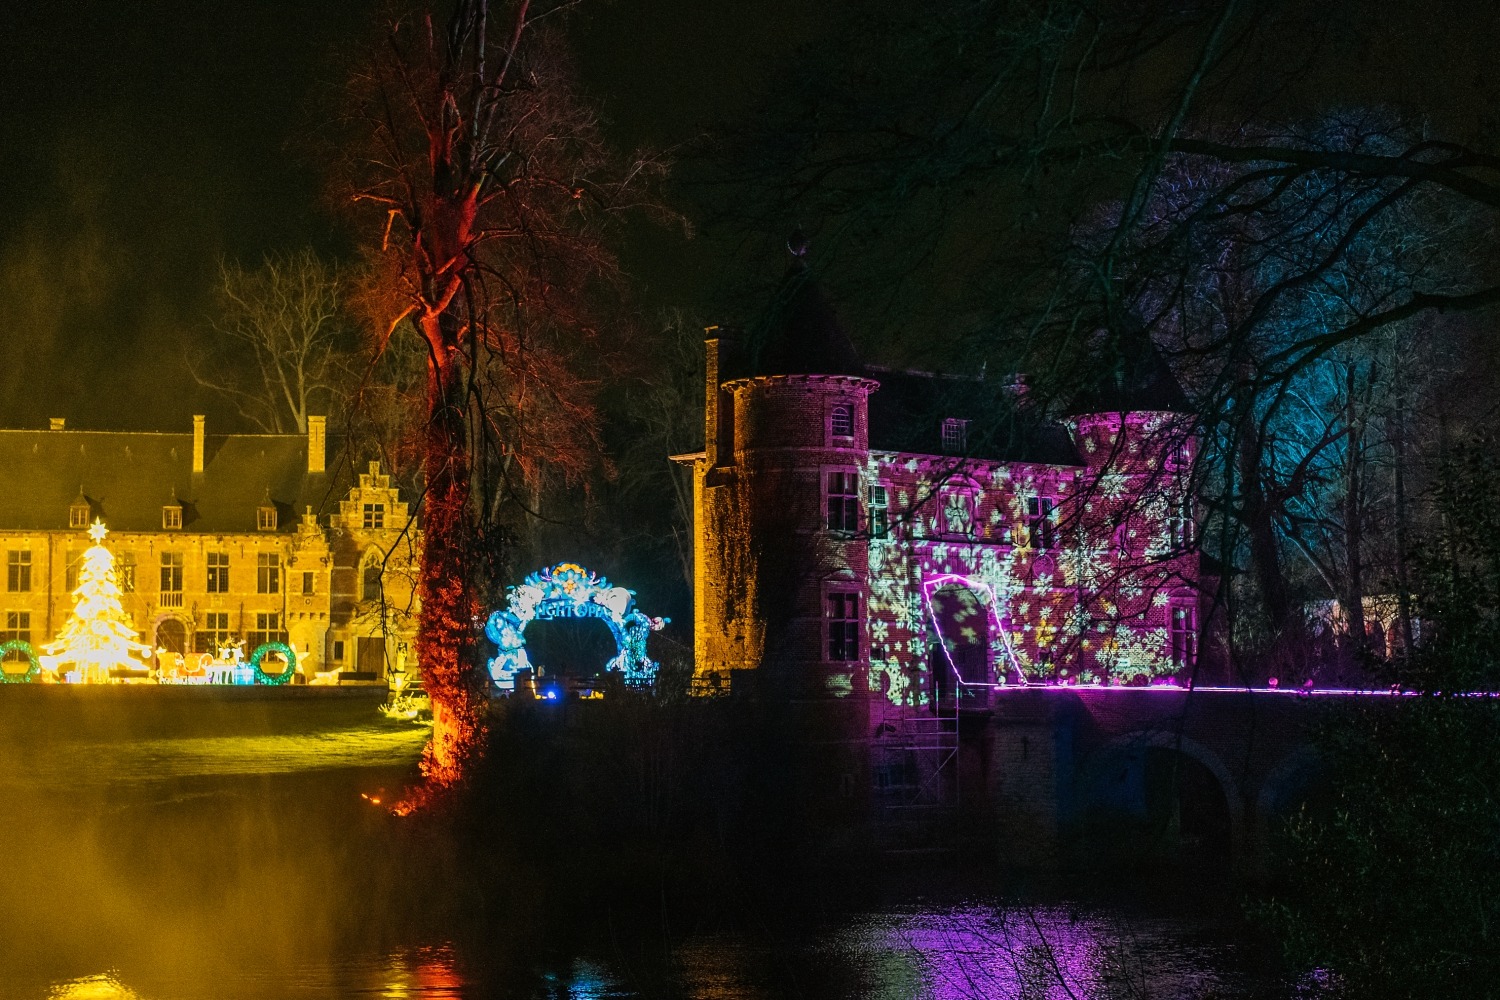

left=416, top=318, right=480, bottom=780
left=335, top=0, right=660, bottom=793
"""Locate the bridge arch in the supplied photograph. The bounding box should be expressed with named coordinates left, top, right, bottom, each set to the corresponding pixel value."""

left=1075, top=728, right=1243, bottom=863
left=483, top=563, right=668, bottom=694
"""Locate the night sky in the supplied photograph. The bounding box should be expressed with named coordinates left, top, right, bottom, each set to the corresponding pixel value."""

left=3, top=1, right=1499, bottom=431
left=0, top=1, right=826, bottom=432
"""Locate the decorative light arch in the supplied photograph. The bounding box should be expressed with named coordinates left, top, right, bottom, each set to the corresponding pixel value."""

left=484, top=562, right=668, bottom=693
left=921, top=573, right=1028, bottom=687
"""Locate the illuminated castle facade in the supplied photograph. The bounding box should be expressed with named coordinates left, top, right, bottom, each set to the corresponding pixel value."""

left=680, top=270, right=1206, bottom=708
left=0, top=415, right=418, bottom=682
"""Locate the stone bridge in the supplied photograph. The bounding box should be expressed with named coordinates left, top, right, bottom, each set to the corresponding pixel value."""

left=951, top=688, right=1336, bottom=871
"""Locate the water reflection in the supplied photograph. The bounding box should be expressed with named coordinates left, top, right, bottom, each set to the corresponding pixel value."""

left=3, top=691, right=1277, bottom=1000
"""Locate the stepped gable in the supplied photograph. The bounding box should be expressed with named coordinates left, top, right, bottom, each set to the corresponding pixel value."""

left=751, top=258, right=865, bottom=378
left=867, top=367, right=1083, bottom=466
left=0, top=426, right=339, bottom=533
left=1066, top=322, right=1192, bottom=416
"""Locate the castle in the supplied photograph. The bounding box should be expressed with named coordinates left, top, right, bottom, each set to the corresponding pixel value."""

left=0, top=415, right=418, bottom=683
left=677, top=265, right=1207, bottom=712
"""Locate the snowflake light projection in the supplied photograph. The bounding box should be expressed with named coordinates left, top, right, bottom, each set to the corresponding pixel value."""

left=483, top=562, right=667, bottom=693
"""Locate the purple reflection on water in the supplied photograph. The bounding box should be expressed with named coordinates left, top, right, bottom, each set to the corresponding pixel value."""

left=826, top=904, right=1244, bottom=1000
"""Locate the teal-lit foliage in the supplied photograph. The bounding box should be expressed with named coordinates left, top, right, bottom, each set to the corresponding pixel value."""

left=0, top=641, right=39, bottom=683
left=249, top=642, right=296, bottom=685
left=485, top=563, right=667, bottom=692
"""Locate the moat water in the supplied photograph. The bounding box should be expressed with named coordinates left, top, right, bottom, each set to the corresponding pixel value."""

left=0, top=689, right=1305, bottom=999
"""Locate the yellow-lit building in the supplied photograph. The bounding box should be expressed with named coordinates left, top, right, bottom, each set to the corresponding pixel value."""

left=0, top=415, right=419, bottom=683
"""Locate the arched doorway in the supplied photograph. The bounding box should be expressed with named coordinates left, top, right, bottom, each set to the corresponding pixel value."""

left=154, top=619, right=186, bottom=655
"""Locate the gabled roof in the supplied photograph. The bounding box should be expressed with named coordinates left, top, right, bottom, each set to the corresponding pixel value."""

left=867, top=368, right=1084, bottom=466
left=0, top=428, right=340, bottom=533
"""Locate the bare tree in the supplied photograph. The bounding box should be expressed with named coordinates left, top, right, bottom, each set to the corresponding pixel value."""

left=194, top=248, right=353, bottom=434
left=334, top=0, right=663, bottom=782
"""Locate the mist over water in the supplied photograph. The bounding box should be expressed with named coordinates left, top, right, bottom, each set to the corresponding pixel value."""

left=0, top=690, right=1287, bottom=999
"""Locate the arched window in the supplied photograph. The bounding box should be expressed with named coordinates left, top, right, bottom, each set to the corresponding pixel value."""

left=830, top=403, right=854, bottom=439
left=362, top=558, right=383, bottom=603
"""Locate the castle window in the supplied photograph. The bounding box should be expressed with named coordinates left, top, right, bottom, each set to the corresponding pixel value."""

left=195, top=611, right=232, bottom=654
left=163, top=505, right=182, bottom=530
left=206, top=552, right=230, bottom=594
left=332, top=639, right=345, bottom=662
left=69, top=503, right=90, bottom=529
left=65, top=549, right=82, bottom=591
left=1025, top=495, right=1056, bottom=550
left=2, top=611, right=30, bottom=661
left=6, top=551, right=31, bottom=593
left=1170, top=602, right=1198, bottom=668
left=160, top=552, right=183, bottom=607
left=1168, top=496, right=1195, bottom=551
left=303, top=571, right=315, bottom=596
left=942, top=490, right=973, bottom=537
left=868, top=485, right=889, bottom=539
left=1166, top=436, right=1193, bottom=472
left=119, top=552, right=136, bottom=593
left=362, top=503, right=386, bottom=530
left=827, top=591, right=861, bottom=662
left=257, top=505, right=278, bottom=532
left=941, top=418, right=969, bottom=455
left=830, top=404, right=854, bottom=440
left=257, top=553, right=281, bottom=594
left=827, top=471, right=859, bottom=534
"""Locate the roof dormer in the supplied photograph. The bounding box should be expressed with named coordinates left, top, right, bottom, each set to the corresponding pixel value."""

left=69, top=490, right=91, bottom=529
left=257, top=491, right=278, bottom=532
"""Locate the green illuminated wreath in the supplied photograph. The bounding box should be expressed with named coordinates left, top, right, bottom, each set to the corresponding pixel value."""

left=0, top=640, right=40, bottom=683
left=249, top=642, right=297, bottom=685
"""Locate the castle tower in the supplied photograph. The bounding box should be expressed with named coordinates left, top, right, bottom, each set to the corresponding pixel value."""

left=684, top=254, right=879, bottom=695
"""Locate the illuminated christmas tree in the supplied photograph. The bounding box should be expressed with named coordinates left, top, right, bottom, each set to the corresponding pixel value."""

left=42, top=520, right=153, bottom=683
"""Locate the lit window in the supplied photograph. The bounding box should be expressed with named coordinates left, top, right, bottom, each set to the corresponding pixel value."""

left=827, top=591, right=861, bottom=662
left=2, top=611, right=30, bottom=662
left=163, top=505, right=182, bottom=530
left=160, top=552, right=183, bottom=607
left=942, top=491, right=973, bottom=536
left=249, top=612, right=285, bottom=649
left=941, top=418, right=969, bottom=455
left=1170, top=603, right=1198, bottom=669
left=868, top=485, right=889, bottom=539
left=195, top=611, right=232, bottom=654
left=1168, top=496, right=1195, bottom=551
left=827, top=471, right=858, bottom=533
left=257, top=553, right=281, bottom=594
left=830, top=404, right=854, bottom=439
left=257, top=505, right=277, bottom=532
left=69, top=504, right=90, bottom=529
left=1026, top=495, right=1056, bottom=550
left=362, top=503, right=385, bottom=530
left=6, top=551, right=31, bottom=593
left=119, top=552, right=136, bottom=593
left=302, top=571, right=315, bottom=596
left=206, top=552, right=229, bottom=594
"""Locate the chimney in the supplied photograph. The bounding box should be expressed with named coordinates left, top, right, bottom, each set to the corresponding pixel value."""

left=192, top=415, right=205, bottom=473
left=49, top=417, right=64, bottom=431
left=307, top=415, right=326, bottom=474
left=704, top=328, right=721, bottom=468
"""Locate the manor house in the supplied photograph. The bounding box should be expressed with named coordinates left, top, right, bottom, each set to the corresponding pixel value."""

left=0, top=415, right=418, bottom=682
